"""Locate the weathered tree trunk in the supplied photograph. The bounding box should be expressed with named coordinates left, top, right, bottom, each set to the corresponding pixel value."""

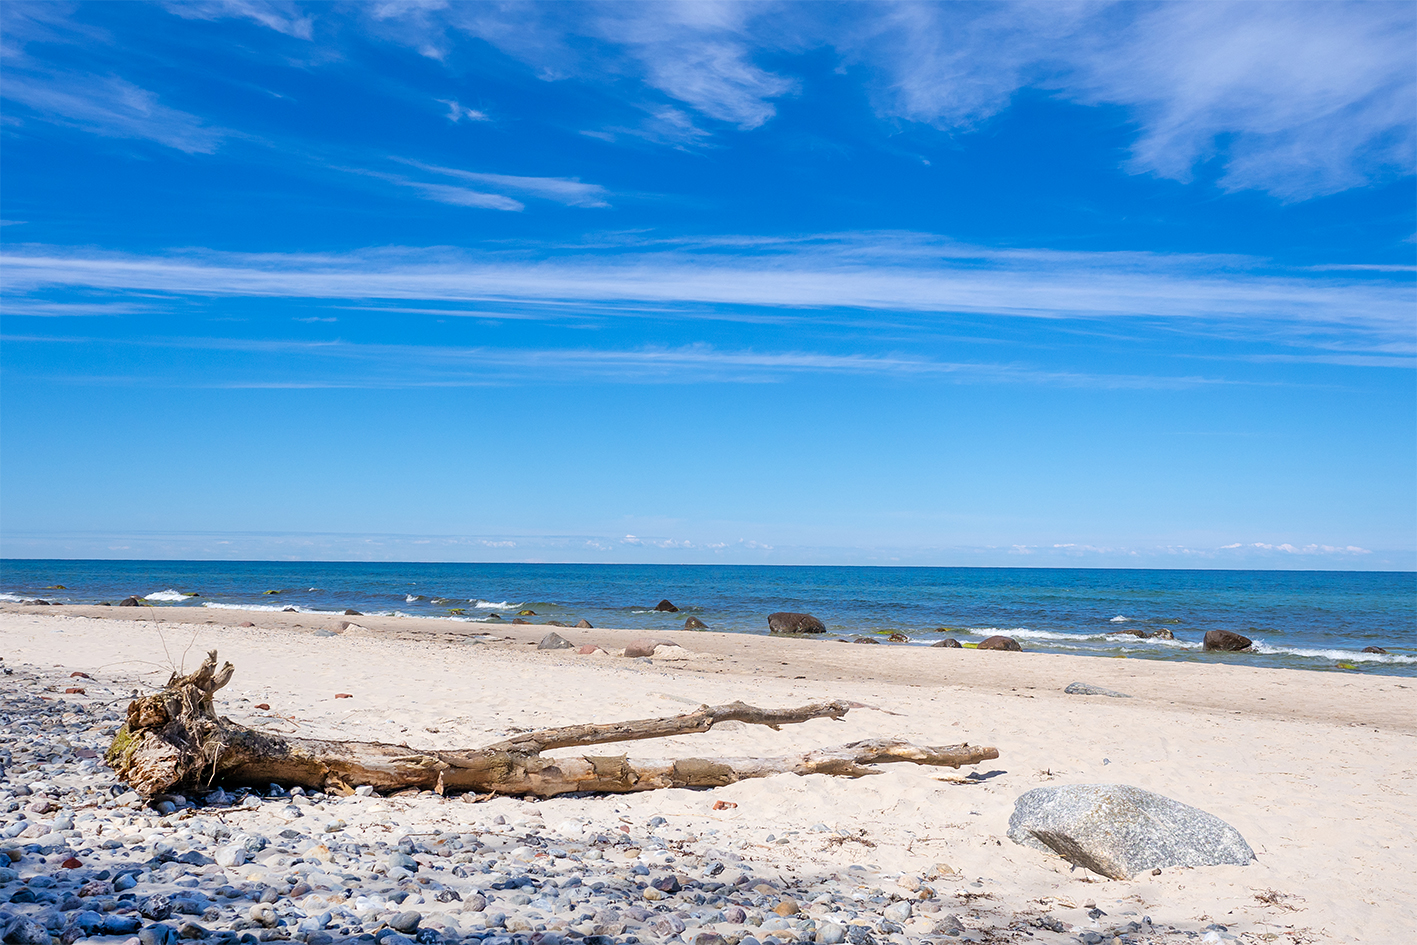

left=107, top=651, right=999, bottom=799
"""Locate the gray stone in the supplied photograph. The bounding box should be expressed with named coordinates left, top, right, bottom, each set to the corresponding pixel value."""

left=882, top=901, right=911, bottom=923
left=103, top=915, right=143, bottom=935
left=1007, top=783, right=1255, bottom=879
left=683, top=617, right=708, bottom=630
left=976, top=635, right=1022, bottom=651
left=1063, top=682, right=1132, bottom=698
left=387, top=912, right=422, bottom=934
left=537, top=632, right=575, bottom=651
left=815, top=921, right=845, bottom=945
left=2, top=915, right=51, bottom=945
left=767, top=612, right=826, bottom=634
left=931, top=639, right=962, bottom=648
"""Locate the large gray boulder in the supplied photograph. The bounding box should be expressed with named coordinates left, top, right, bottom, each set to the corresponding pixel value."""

left=1007, top=784, right=1254, bottom=879
left=768, top=612, right=826, bottom=634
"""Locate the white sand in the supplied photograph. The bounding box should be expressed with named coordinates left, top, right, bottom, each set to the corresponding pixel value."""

left=2, top=606, right=1414, bottom=944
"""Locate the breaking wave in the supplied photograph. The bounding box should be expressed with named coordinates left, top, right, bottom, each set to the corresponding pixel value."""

left=145, top=589, right=191, bottom=602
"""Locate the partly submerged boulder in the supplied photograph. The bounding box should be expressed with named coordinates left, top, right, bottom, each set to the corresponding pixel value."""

left=768, top=612, right=826, bottom=634
left=1203, top=630, right=1253, bottom=652
left=683, top=616, right=708, bottom=630
left=653, top=599, right=679, bottom=612
left=1007, top=784, right=1255, bottom=880
left=932, top=638, right=962, bottom=648
left=977, top=635, right=1022, bottom=651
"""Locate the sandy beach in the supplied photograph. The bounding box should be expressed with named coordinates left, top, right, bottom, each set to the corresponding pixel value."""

left=1, top=604, right=1414, bottom=945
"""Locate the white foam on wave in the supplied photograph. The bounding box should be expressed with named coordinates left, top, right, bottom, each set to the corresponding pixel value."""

left=988, top=627, right=1115, bottom=642
left=473, top=600, right=520, bottom=609
left=145, top=589, right=190, bottom=602
left=0, top=593, right=26, bottom=603
left=1109, top=615, right=1129, bottom=623
left=1250, top=641, right=1416, bottom=664
left=405, top=594, right=421, bottom=603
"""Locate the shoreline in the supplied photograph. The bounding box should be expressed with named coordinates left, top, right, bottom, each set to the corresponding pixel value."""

left=2, top=607, right=1415, bottom=944
left=2, top=603, right=1412, bottom=733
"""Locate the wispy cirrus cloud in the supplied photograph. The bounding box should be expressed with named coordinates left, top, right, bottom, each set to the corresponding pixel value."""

left=0, top=333, right=1246, bottom=391
left=1, top=72, right=227, bottom=154
left=392, top=159, right=612, bottom=208
left=2, top=233, right=1412, bottom=344
left=162, top=0, right=313, bottom=40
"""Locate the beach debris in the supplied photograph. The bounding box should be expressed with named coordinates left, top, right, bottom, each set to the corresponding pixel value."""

left=1064, top=682, right=1133, bottom=698
left=768, top=612, right=826, bottom=634
left=653, top=599, right=679, bottom=612
left=684, top=616, right=708, bottom=629
left=70, top=671, right=91, bottom=678
left=107, top=650, right=999, bottom=799
left=64, top=687, right=85, bottom=695
left=932, top=639, right=962, bottom=648
left=239, top=621, right=255, bottom=627
left=254, top=703, right=270, bottom=710
left=712, top=800, right=737, bottom=810
left=1007, top=783, right=1255, bottom=879
left=538, top=631, right=576, bottom=650
left=334, top=692, right=352, bottom=699
left=977, top=635, right=1023, bottom=651
left=575, top=618, right=594, bottom=628
left=1203, top=630, right=1253, bottom=652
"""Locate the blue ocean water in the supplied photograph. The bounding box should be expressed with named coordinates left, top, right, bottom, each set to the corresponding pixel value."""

left=2, top=560, right=1413, bottom=676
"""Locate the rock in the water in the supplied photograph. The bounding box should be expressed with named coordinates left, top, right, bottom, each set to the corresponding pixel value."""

left=768, top=612, right=826, bottom=634
left=1150, top=628, right=1175, bottom=640
left=683, top=616, right=707, bottom=630
left=1362, top=645, right=1388, bottom=654
left=511, top=617, right=530, bottom=624
left=977, top=635, right=1022, bottom=651
left=887, top=633, right=909, bottom=643
left=575, top=619, right=593, bottom=629
left=118, top=596, right=142, bottom=607
left=538, top=632, right=575, bottom=650
left=851, top=636, right=879, bottom=644
left=1203, top=630, right=1252, bottom=652
left=282, top=606, right=297, bottom=613
left=1064, top=682, right=1132, bottom=698
left=932, top=638, right=962, bottom=648
left=653, top=599, right=679, bottom=612
left=343, top=609, right=362, bottom=616
left=1007, top=783, right=1255, bottom=879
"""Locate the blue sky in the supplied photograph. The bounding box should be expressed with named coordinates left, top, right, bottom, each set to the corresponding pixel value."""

left=1, top=1, right=1414, bottom=569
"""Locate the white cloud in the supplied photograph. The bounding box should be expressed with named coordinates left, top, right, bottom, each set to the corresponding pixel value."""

left=840, top=2, right=1415, bottom=200
left=1, top=73, right=226, bottom=154
left=393, top=159, right=611, bottom=207
left=3, top=233, right=1409, bottom=346
left=336, top=166, right=525, bottom=211
left=436, top=99, right=489, bottom=123
left=163, top=1, right=314, bottom=40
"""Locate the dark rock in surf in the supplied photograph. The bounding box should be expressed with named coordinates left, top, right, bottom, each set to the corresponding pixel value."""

left=683, top=616, right=708, bottom=630
left=1150, top=628, right=1175, bottom=640
left=768, top=612, right=826, bottom=634
left=511, top=617, right=530, bottom=625
left=343, top=609, right=362, bottom=616
left=933, top=638, right=962, bottom=648
left=119, top=596, right=142, bottom=607
left=852, top=636, right=880, bottom=644
left=282, top=607, right=297, bottom=613
left=1203, top=630, right=1252, bottom=652
left=1362, top=646, right=1388, bottom=654
left=887, top=632, right=909, bottom=643
left=1111, top=628, right=1147, bottom=638
left=978, top=635, right=1022, bottom=651
left=538, top=632, right=575, bottom=651
left=653, top=600, right=679, bottom=613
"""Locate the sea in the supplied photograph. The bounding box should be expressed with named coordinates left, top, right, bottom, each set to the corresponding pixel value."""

left=2, top=560, right=1413, bottom=677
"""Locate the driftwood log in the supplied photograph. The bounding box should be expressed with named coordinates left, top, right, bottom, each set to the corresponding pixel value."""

left=107, top=651, right=1000, bottom=799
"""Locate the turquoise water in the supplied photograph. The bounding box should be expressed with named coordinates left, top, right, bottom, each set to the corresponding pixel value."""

left=2, top=560, right=1413, bottom=676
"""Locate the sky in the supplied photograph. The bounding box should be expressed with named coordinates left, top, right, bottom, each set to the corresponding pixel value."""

left=1, top=0, right=1414, bottom=569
